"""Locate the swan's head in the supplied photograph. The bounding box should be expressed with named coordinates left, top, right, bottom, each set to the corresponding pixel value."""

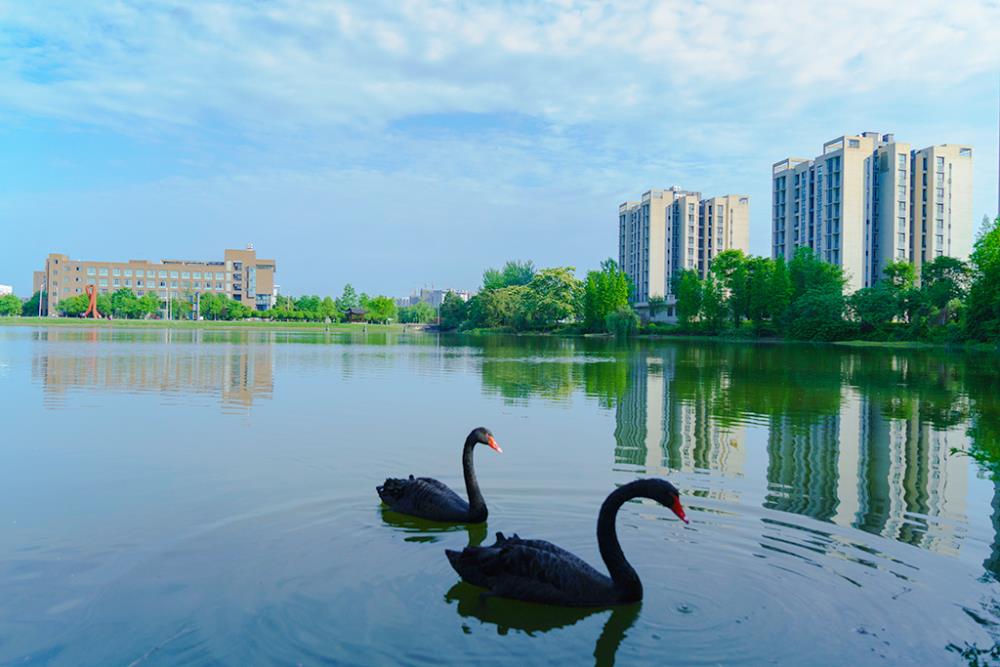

left=634, top=478, right=688, bottom=524
left=471, top=427, right=502, bottom=453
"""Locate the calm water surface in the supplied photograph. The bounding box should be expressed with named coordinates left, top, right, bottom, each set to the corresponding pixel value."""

left=3, top=326, right=1000, bottom=666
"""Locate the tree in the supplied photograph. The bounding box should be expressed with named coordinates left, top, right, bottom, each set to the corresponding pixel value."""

left=483, top=260, right=535, bottom=291
left=605, top=306, right=639, bottom=337
left=0, top=294, right=21, bottom=316
left=399, top=301, right=436, bottom=323
left=785, top=289, right=848, bottom=341
left=849, top=284, right=897, bottom=336
left=200, top=293, right=225, bottom=320
left=57, top=294, right=89, bottom=317
left=170, top=297, right=193, bottom=320
left=470, top=285, right=526, bottom=328
left=439, top=291, right=468, bottom=330
left=22, top=291, right=45, bottom=316
left=137, top=293, right=160, bottom=318
left=788, top=247, right=845, bottom=300
left=365, top=296, right=398, bottom=323
left=110, top=288, right=139, bottom=319
left=674, top=270, right=702, bottom=329
left=336, top=284, right=359, bottom=313
left=583, top=259, right=630, bottom=332
left=518, top=267, right=583, bottom=330
left=965, top=216, right=1000, bottom=341
left=769, top=258, right=793, bottom=323
left=96, top=293, right=112, bottom=318
left=320, top=296, right=340, bottom=322
left=921, top=255, right=970, bottom=322
left=710, top=249, right=748, bottom=327
left=700, top=273, right=727, bottom=333
left=295, top=295, right=321, bottom=317
left=745, top=256, right=775, bottom=331
left=647, top=296, right=667, bottom=321
left=225, top=299, right=253, bottom=320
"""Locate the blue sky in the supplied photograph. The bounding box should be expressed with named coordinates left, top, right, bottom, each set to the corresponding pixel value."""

left=1, top=0, right=998, bottom=297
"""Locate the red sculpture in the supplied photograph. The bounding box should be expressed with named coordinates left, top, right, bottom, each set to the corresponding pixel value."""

left=83, top=284, right=102, bottom=318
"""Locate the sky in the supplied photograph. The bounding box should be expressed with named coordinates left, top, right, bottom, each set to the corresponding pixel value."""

left=1, top=0, right=998, bottom=297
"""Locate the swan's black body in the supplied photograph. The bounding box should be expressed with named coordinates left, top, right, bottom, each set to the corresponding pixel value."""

left=376, top=427, right=499, bottom=523
left=445, top=478, right=686, bottom=607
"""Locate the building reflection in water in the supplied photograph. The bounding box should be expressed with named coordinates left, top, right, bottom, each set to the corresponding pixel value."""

left=32, top=329, right=274, bottom=410
left=613, top=346, right=970, bottom=556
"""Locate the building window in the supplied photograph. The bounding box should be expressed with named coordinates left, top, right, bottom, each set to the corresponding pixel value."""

left=159, top=271, right=167, bottom=278
left=113, top=278, right=120, bottom=287
left=936, top=219, right=944, bottom=232
left=99, top=268, right=108, bottom=276
left=936, top=156, right=945, bottom=168
left=897, top=169, right=906, bottom=181
left=170, top=281, right=178, bottom=288
left=936, top=203, right=944, bottom=215
left=181, top=281, right=190, bottom=289
left=99, top=279, right=108, bottom=287
left=124, top=279, right=131, bottom=287
left=87, top=267, right=96, bottom=276
left=181, top=272, right=190, bottom=279
left=936, top=187, right=944, bottom=198
left=215, top=272, right=224, bottom=280
left=193, top=272, right=201, bottom=279
left=169, top=271, right=178, bottom=279
left=194, top=281, right=201, bottom=289
left=897, top=233, right=905, bottom=245
left=936, top=234, right=944, bottom=245
left=897, top=154, right=906, bottom=167
left=849, top=139, right=860, bottom=148
left=136, top=279, right=143, bottom=287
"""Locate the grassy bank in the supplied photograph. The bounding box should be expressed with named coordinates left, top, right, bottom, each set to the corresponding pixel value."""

left=2, top=316, right=415, bottom=333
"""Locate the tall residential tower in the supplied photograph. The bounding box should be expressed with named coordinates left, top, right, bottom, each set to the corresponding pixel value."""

left=772, top=132, right=973, bottom=291
left=619, top=187, right=749, bottom=320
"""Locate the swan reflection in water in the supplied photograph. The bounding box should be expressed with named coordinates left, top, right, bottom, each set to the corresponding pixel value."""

left=445, top=582, right=641, bottom=666
left=379, top=508, right=488, bottom=546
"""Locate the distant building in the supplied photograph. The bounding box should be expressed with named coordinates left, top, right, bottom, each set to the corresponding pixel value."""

left=0, top=284, right=12, bottom=296
left=772, top=132, right=973, bottom=292
left=34, top=245, right=277, bottom=315
left=399, top=288, right=472, bottom=309
left=618, top=186, right=750, bottom=320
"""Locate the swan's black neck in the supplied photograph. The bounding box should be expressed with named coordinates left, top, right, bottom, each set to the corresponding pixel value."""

left=462, top=433, right=487, bottom=522
left=597, top=484, right=646, bottom=603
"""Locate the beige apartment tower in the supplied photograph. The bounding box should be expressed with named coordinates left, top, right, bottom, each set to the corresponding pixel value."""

left=773, top=132, right=973, bottom=291
left=619, top=186, right=749, bottom=319
left=35, top=245, right=277, bottom=316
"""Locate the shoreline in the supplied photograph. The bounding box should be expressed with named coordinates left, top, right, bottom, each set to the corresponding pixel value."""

left=3, top=318, right=998, bottom=352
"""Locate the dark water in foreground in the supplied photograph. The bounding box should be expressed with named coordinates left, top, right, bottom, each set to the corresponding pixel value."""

left=3, top=326, right=1000, bottom=666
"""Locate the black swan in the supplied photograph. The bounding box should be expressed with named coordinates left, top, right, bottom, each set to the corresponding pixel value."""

left=376, top=427, right=501, bottom=523
left=445, top=478, right=687, bottom=606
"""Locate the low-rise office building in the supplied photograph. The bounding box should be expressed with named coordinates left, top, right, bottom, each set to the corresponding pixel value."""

left=35, top=245, right=276, bottom=316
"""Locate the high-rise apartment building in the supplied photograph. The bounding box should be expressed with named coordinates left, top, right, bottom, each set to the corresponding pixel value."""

left=35, top=245, right=276, bottom=316
left=773, top=132, right=973, bottom=291
left=619, top=187, right=749, bottom=318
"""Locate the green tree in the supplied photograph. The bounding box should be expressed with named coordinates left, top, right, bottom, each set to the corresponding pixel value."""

left=700, top=273, right=727, bottom=333
left=96, top=293, right=112, bottom=318
left=518, top=267, right=583, bottom=330
left=746, top=256, right=775, bottom=331
left=0, top=294, right=21, bottom=316
left=769, top=258, right=793, bottom=323
left=57, top=294, right=89, bottom=317
left=849, top=284, right=897, bottom=336
left=170, top=297, right=193, bottom=320
left=605, top=306, right=639, bottom=337
left=199, top=293, right=225, bottom=320
left=471, top=285, right=526, bottom=328
left=225, top=299, right=253, bottom=320
left=710, top=249, right=748, bottom=327
left=965, top=216, right=1000, bottom=341
left=110, top=288, right=139, bottom=319
left=137, top=293, right=160, bottom=319
left=785, top=289, right=848, bottom=341
left=336, top=284, right=360, bottom=314
left=439, top=291, right=468, bottom=330
left=22, top=291, right=45, bottom=316
left=320, top=296, right=340, bottom=322
left=365, top=296, right=398, bottom=323
left=483, top=260, right=535, bottom=291
left=788, top=247, right=845, bottom=300
left=399, top=301, right=436, bottom=323
left=674, top=270, right=702, bottom=329
left=583, top=259, right=631, bottom=332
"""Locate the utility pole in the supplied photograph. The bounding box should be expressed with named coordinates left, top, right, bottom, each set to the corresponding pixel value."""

left=37, top=279, right=45, bottom=317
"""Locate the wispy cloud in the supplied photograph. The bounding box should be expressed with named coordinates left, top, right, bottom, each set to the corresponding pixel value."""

left=0, top=1, right=997, bottom=294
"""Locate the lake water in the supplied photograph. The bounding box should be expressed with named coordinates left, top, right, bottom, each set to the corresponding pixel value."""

left=2, top=326, right=1000, bottom=666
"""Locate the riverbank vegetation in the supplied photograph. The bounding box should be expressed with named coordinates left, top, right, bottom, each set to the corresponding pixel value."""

left=437, top=259, right=634, bottom=335
left=660, top=215, right=1000, bottom=345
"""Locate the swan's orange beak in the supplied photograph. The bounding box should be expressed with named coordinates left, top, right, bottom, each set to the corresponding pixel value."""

left=670, top=497, right=689, bottom=524
left=486, top=436, right=503, bottom=453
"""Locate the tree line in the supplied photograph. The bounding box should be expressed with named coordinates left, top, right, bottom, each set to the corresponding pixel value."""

left=666, top=215, right=1000, bottom=343
left=438, top=258, right=636, bottom=335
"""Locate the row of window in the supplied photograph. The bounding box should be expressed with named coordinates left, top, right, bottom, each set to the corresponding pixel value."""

left=80, top=267, right=229, bottom=280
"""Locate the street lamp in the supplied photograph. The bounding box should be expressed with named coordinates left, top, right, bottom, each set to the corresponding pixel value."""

left=37, top=280, right=46, bottom=317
